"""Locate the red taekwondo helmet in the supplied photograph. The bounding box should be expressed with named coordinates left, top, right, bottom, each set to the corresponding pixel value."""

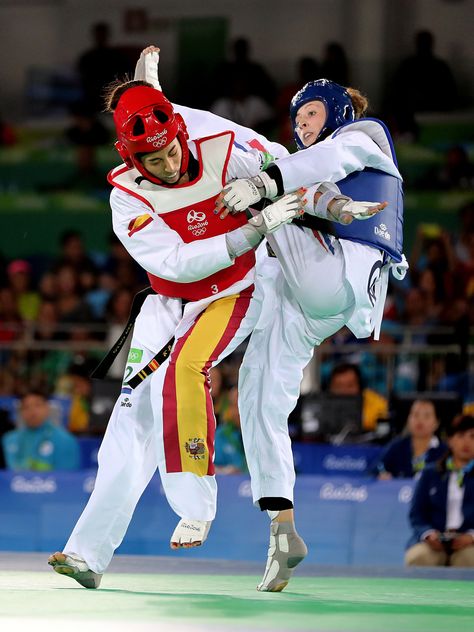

left=113, top=85, right=189, bottom=185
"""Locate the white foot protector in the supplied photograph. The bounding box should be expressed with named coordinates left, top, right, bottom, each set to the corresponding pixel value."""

left=257, top=521, right=308, bottom=592
left=170, top=518, right=212, bottom=549
left=48, top=552, right=102, bottom=589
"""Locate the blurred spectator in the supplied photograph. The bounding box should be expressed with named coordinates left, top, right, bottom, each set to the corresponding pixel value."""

left=104, top=288, right=134, bottom=379
left=53, top=230, right=98, bottom=279
left=321, top=42, right=349, bottom=85
left=0, top=408, right=15, bottom=469
left=0, top=287, right=22, bottom=342
left=27, top=300, right=73, bottom=391
left=405, top=414, right=474, bottom=567
left=434, top=146, right=474, bottom=191
left=328, top=363, right=388, bottom=432
left=454, top=202, right=474, bottom=264
left=410, top=226, right=455, bottom=281
left=392, top=30, right=457, bottom=114
left=376, top=399, right=447, bottom=479
left=211, top=75, right=275, bottom=134
left=65, top=101, right=110, bottom=186
left=1, top=391, right=81, bottom=471
left=54, top=264, right=95, bottom=326
left=77, top=22, right=129, bottom=113
left=454, top=232, right=474, bottom=300
left=58, top=360, right=93, bottom=434
left=214, top=386, right=247, bottom=474
left=102, top=232, right=147, bottom=291
left=211, top=37, right=276, bottom=135
left=7, top=259, right=41, bottom=321
left=219, top=37, right=277, bottom=105
left=0, top=113, right=17, bottom=146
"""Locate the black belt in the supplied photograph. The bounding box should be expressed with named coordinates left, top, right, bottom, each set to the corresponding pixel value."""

left=91, top=286, right=183, bottom=390
left=91, top=286, right=156, bottom=380
left=126, top=336, right=174, bottom=389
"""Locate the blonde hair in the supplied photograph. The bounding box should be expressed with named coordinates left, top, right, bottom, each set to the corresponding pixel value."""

left=102, top=79, right=153, bottom=113
left=346, top=87, right=369, bottom=118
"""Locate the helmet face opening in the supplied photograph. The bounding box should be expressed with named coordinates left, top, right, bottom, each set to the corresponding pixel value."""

left=290, top=79, right=355, bottom=150
left=113, top=86, right=189, bottom=185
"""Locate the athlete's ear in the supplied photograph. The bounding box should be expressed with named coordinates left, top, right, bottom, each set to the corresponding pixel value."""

left=114, top=141, right=133, bottom=168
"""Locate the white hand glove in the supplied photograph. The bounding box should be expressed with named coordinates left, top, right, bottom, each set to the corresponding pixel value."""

left=222, top=172, right=279, bottom=214
left=328, top=196, right=386, bottom=225
left=249, top=191, right=305, bottom=234
left=134, top=48, right=161, bottom=90
left=222, top=179, right=261, bottom=214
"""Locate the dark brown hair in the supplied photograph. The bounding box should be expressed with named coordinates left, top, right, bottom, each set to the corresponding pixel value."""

left=103, top=79, right=153, bottom=113
left=447, top=414, right=474, bottom=437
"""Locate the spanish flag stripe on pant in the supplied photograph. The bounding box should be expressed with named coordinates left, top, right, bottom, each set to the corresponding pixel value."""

left=162, top=288, right=253, bottom=476
left=202, top=287, right=253, bottom=475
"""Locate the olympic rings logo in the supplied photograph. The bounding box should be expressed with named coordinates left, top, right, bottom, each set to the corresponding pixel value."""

left=151, top=137, right=168, bottom=148
left=192, top=228, right=207, bottom=236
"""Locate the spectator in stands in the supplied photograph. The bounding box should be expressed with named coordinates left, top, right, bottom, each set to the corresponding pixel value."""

left=321, top=42, right=349, bottom=86
left=53, top=230, right=98, bottom=280
left=77, top=22, right=129, bottom=113
left=62, top=361, right=93, bottom=434
left=376, top=399, right=447, bottom=479
left=410, top=225, right=455, bottom=286
left=54, top=264, right=95, bottom=326
left=219, top=37, right=277, bottom=105
left=454, top=202, right=474, bottom=264
left=0, top=113, right=17, bottom=146
left=7, top=259, right=41, bottom=321
left=0, top=408, right=15, bottom=469
left=65, top=102, right=110, bottom=187
left=211, top=37, right=276, bottom=135
left=101, top=232, right=147, bottom=292
left=434, top=146, right=474, bottom=191
left=28, top=300, right=72, bottom=391
left=2, top=391, right=80, bottom=471
left=392, top=30, right=457, bottom=114
left=211, top=73, right=275, bottom=135
left=405, top=414, right=474, bottom=567
left=454, top=231, right=474, bottom=300
left=214, top=386, right=247, bottom=474
left=103, top=288, right=134, bottom=379
left=328, top=363, right=388, bottom=432
left=0, top=287, right=22, bottom=343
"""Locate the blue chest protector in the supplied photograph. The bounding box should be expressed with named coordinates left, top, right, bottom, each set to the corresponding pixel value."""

left=330, top=119, right=404, bottom=263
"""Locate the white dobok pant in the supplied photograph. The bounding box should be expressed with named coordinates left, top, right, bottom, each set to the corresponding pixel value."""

left=239, top=224, right=383, bottom=505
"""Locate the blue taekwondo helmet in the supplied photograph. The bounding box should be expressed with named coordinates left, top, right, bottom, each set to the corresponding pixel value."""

left=290, top=79, right=355, bottom=149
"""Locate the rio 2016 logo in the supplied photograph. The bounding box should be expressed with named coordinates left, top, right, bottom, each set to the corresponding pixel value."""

left=187, top=209, right=208, bottom=236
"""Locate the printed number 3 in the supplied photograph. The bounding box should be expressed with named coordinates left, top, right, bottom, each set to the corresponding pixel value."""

left=211, top=284, right=218, bottom=294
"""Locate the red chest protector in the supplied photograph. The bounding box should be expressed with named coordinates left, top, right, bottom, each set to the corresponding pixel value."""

left=108, top=131, right=255, bottom=300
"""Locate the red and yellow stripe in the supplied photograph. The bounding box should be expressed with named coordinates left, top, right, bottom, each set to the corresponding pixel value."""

left=163, top=287, right=253, bottom=476
left=128, top=214, right=153, bottom=237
